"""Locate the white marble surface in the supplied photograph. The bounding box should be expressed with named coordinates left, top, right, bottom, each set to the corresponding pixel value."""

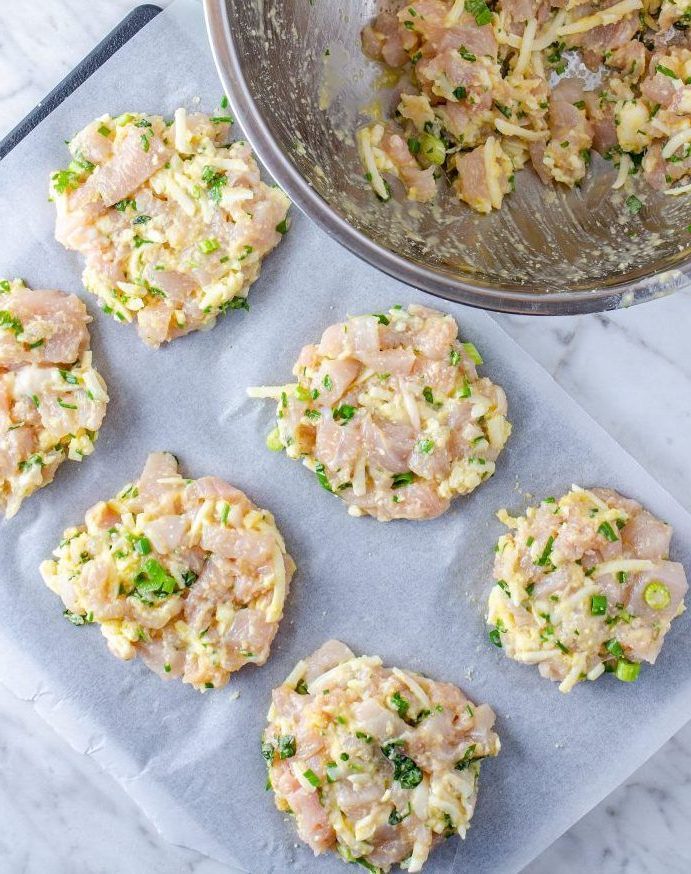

left=0, top=2, right=690, bottom=872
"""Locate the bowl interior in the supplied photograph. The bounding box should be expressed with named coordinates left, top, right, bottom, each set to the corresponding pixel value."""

left=217, top=0, right=691, bottom=306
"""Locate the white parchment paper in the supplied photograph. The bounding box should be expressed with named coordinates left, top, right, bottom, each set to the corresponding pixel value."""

left=1, top=3, right=690, bottom=872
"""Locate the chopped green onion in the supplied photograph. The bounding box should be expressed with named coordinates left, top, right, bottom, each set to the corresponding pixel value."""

left=392, top=471, right=416, bottom=488
left=315, top=462, right=332, bottom=492
left=488, top=626, right=502, bottom=647
left=458, top=45, right=476, bottom=61
left=333, top=404, right=356, bottom=422
left=295, top=678, right=309, bottom=695
left=303, top=768, right=321, bottom=787
left=615, top=659, right=640, bottom=682
left=266, top=427, right=283, bottom=451
left=605, top=638, right=624, bottom=658
left=419, top=132, right=446, bottom=165
left=597, top=521, right=618, bottom=542
left=198, top=237, right=220, bottom=254
left=643, top=580, right=671, bottom=610
left=534, top=535, right=554, bottom=567
left=465, top=0, right=493, bottom=25
left=462, top=342, right=483, bottom=364
left=133, top=536, right=152, bottom=555
left=591, top=594, right=607, bottom=615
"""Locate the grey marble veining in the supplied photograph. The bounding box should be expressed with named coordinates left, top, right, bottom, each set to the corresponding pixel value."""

left=0, top=2, right=690, bottom=872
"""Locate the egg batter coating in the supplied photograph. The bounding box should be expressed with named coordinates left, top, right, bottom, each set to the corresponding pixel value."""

left=263, top=640, right=500, bottom=873
left=0, top=279, right=108, bottom=518
left=51, top=109, right=290, bottom=347
left=40, top=452, right=295, bottom=691
left=487, top=486, right=688, bottom=692
left=250, top=304, right=510, bottom=521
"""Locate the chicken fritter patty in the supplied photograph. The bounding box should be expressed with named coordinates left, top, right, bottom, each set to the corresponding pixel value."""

left=0, top=279, right=108, bottom=517
left=51, top=109, right=290, bottom=347
left=263, top=640, right=500, bottom=872
left=487, top=486, right=688, bottom=692
left=250, top=304, right=511, bottom=521
left=40, top=452, right=295, bottom=691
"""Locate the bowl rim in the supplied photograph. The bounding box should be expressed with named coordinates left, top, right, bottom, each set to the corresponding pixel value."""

left=203, top=0, right=690, bottom=315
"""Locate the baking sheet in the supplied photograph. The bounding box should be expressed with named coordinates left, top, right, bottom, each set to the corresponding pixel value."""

left=1, top=2, right=690, bottom=873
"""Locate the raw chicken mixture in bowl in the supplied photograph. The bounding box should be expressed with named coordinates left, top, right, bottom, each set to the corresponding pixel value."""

left=206, top=0, right=691, bottom=313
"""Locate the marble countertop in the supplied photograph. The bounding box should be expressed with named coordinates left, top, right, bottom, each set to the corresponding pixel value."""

left=1, top=2, right=690, bottom=872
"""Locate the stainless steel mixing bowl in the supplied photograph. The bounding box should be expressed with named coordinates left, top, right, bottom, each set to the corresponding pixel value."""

left=204, top=0, right=691, bottom=314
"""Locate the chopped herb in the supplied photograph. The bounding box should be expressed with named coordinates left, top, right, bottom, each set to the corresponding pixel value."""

left=656, top=64, right=678, bottom=79
left=615, top=659, right=640, bottom=683
left=373, top=313, right=390, bottom=325
left=534, top=535, right=555, bottom=567
left=605, top=638, right=624, bottom=658
left=390, top=691, right=410, bottom=718
left=201, top=165, right=228, bottom=203
left=458, top=45, right=476, bottom=62
left=643, top=580, right=671, bottom=610
left=453, top=85, right=468, bottom=100
left=489, top=626, right=502, bottom=647
left=115, top=198, right=137, bottom=212
left=305, top=409, right=321, bottom=421
left=18, top=453, right=44, bottom=472
left=59, top=369, right=79, bottom=385
left=455, top=744, right=477, bottom=771
left=276, top=219, right=289, bottom=234
left=333, top=404, right=356, bottom=422
left=388, top=804, right=411, bottom=826
left=449, top=347, right=461, bottom=366
left=417, top=438, right=435, bottom=454
left=462, top=341, right=483, bottom=364
left=97, top=125, right=111, bottom=137
left=422, top=386, right=442, bottom=409
left=0, top=310, right=23, bottom=336
left=198, top=237, right=220, bottom=254
left=465, top=0, right=493, bottom=26
left=295, top=678, right=309, bottom=695
left=63, top=609, right=93, bottom=626
left=617, top=571, right=629, bottom=585
left=496, top=578, right=510, bottom=594
left=140, top=133, right=150, bottom=152
left=494, top=101, right=512, bottom=119
left=381, top=743, right=423, bottom=788
left=131, top=558, right=177, bottom=601
left=315, top=462, right=332, bottom=492
left=164, top=663, right=171, bottom=673
left=591, top=594, right=607, bottom=615
left=133, top=214, right=151, bottom=225
left=210, top=115, right=234, bottom=124
left=322, top=373, right=334, bottom=391
left=303, top=768, right=321, bottom=787
left=625, top=194, right=643, bottom=215
left=597, top=521, right=618, bottom=542
left=57, top=397, right=78, bottom=410
left=408, top=137, right=421, bottom=155
left=392, top=471, right=416, bottom=488
left=277, top=735, right=297, bottom=759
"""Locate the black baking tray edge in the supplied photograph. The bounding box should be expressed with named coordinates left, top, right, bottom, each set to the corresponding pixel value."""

left=0, top=5, right=162, bottom=160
